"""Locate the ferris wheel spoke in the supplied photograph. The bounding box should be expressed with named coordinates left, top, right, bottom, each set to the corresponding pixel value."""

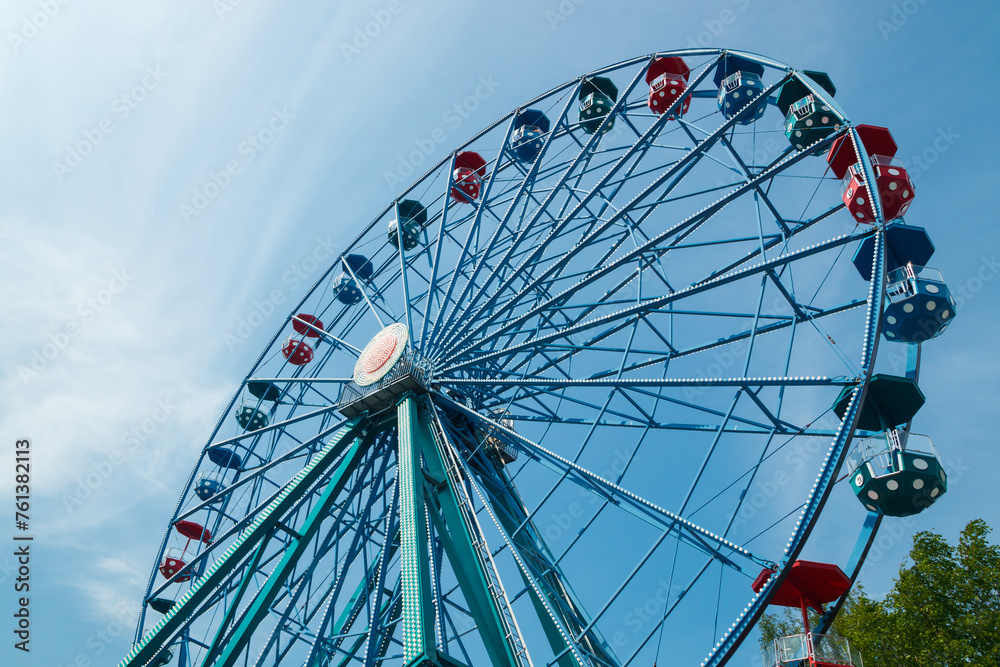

left=440, top=67, right=780, bottom=357
left=622, top=558, right=715, bottom=666
left=418, top=155, right=463, bottom=347
left=440, top=375, right=851, bottom=390
left=441, top=227, right=868, bottom=376
left=440, top=393, right=769, bottom=573
left=442, top=130, right=846, bottom=364
left=204, top=405, right=346, bottom=452
left=442, top=378, right=852, bottom=434
left=290, top=315, right=364, bottom=357
left=433, top=64, right=709, bottom=355
left=490, top=383, right=797, bottom=436
left=484, top=410, right=841, bottom=438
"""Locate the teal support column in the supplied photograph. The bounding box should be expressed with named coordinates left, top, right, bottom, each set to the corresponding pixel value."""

left=421, top=410, right=525, bottom=666
left=477, top=461, right=607, bottom=667
left=396, top=395, right=438, bottom=665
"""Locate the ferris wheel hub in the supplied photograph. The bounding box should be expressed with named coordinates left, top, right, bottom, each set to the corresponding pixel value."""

left=354, top=323, right=409, bottom=387
left=338, top=323, right=431, bottom=418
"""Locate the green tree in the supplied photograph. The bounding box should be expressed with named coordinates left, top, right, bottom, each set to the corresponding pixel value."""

left=758, top=519, right=1000, bottom=667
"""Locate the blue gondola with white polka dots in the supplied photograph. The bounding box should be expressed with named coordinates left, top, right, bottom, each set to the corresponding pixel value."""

left=714, top=55, right=766, bottom=124
left=882, top=263, right=955, bottom=343
left=509, top=109, right=550, bottom=163
left=334, top=254, right=374, bottom=305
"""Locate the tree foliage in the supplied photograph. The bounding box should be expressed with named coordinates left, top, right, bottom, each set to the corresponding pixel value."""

left=758, top=519, right=1000, bottom=667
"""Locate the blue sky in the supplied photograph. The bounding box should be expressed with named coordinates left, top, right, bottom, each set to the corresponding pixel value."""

left=2, top=1, right=999, bottom=665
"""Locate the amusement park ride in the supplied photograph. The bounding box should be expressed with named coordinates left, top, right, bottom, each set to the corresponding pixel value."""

left=120, top=49, right=956, bottom=667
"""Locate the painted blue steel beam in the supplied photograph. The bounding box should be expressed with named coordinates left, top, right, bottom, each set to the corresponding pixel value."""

left=441, top=124, right=847, bottom=364
left=253, top=448, right=393, bottom=666
left=425, top=88, right=579, bottom=354
left=439, top=69, right=788, bottom=359
left=699, top=122, right=888, bottom=667
left=120, top=421, right=365, bottom=667
left=434, top=57, right=728, bottom=355
left=491, top=297, right=864, bottom=385
left=438, top=376, right=854, bottom=389
left=437, top=393, right=770, bottom=572
left=442, top=229, right=870, bottom=375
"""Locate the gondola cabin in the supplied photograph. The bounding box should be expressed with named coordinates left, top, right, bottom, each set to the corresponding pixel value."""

left=578, top=76, right=618, bottom=134
left=388, top=199, right=427, bottom=250
left=334, top=254, right=374, bottom=305
left=714, top=54, right=766, bottom=124
left=450, top=151, right=487, bottom=203
left=510, top=109, right=550, bottom=163
left=847, top=430, right=947, bottom=516
left=194, top=471, right=225, bottom=501
left=235, top=402, right=268, bottom=431
left=828, top=125, right=915, bottom=223
left=776, top=70, right=842, bottom=152
left=754, top=561, right=863, bottom=667
left=159, top=520, right=212, bottom=582
left=197, top=449, right=240, bottom=500
left=882, top=263, right=955, bottom=343
left=281, top=337, right=314, bottom=366
left=646, top=56, right=690, bottom=118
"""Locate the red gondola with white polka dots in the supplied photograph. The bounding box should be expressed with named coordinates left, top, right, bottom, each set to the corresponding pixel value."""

left=828, top=125, right=915, bottom=224
left=450, top=151, right=487, bottom=203
left=646, top=56, right=691, bottom=118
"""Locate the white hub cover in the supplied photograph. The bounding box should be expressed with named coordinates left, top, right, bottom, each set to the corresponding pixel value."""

left=353, top=323, right=408, bottom=387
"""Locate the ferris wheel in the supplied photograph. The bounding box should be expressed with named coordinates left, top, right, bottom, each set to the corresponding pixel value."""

left=120, top=48, right=956, bottom=667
